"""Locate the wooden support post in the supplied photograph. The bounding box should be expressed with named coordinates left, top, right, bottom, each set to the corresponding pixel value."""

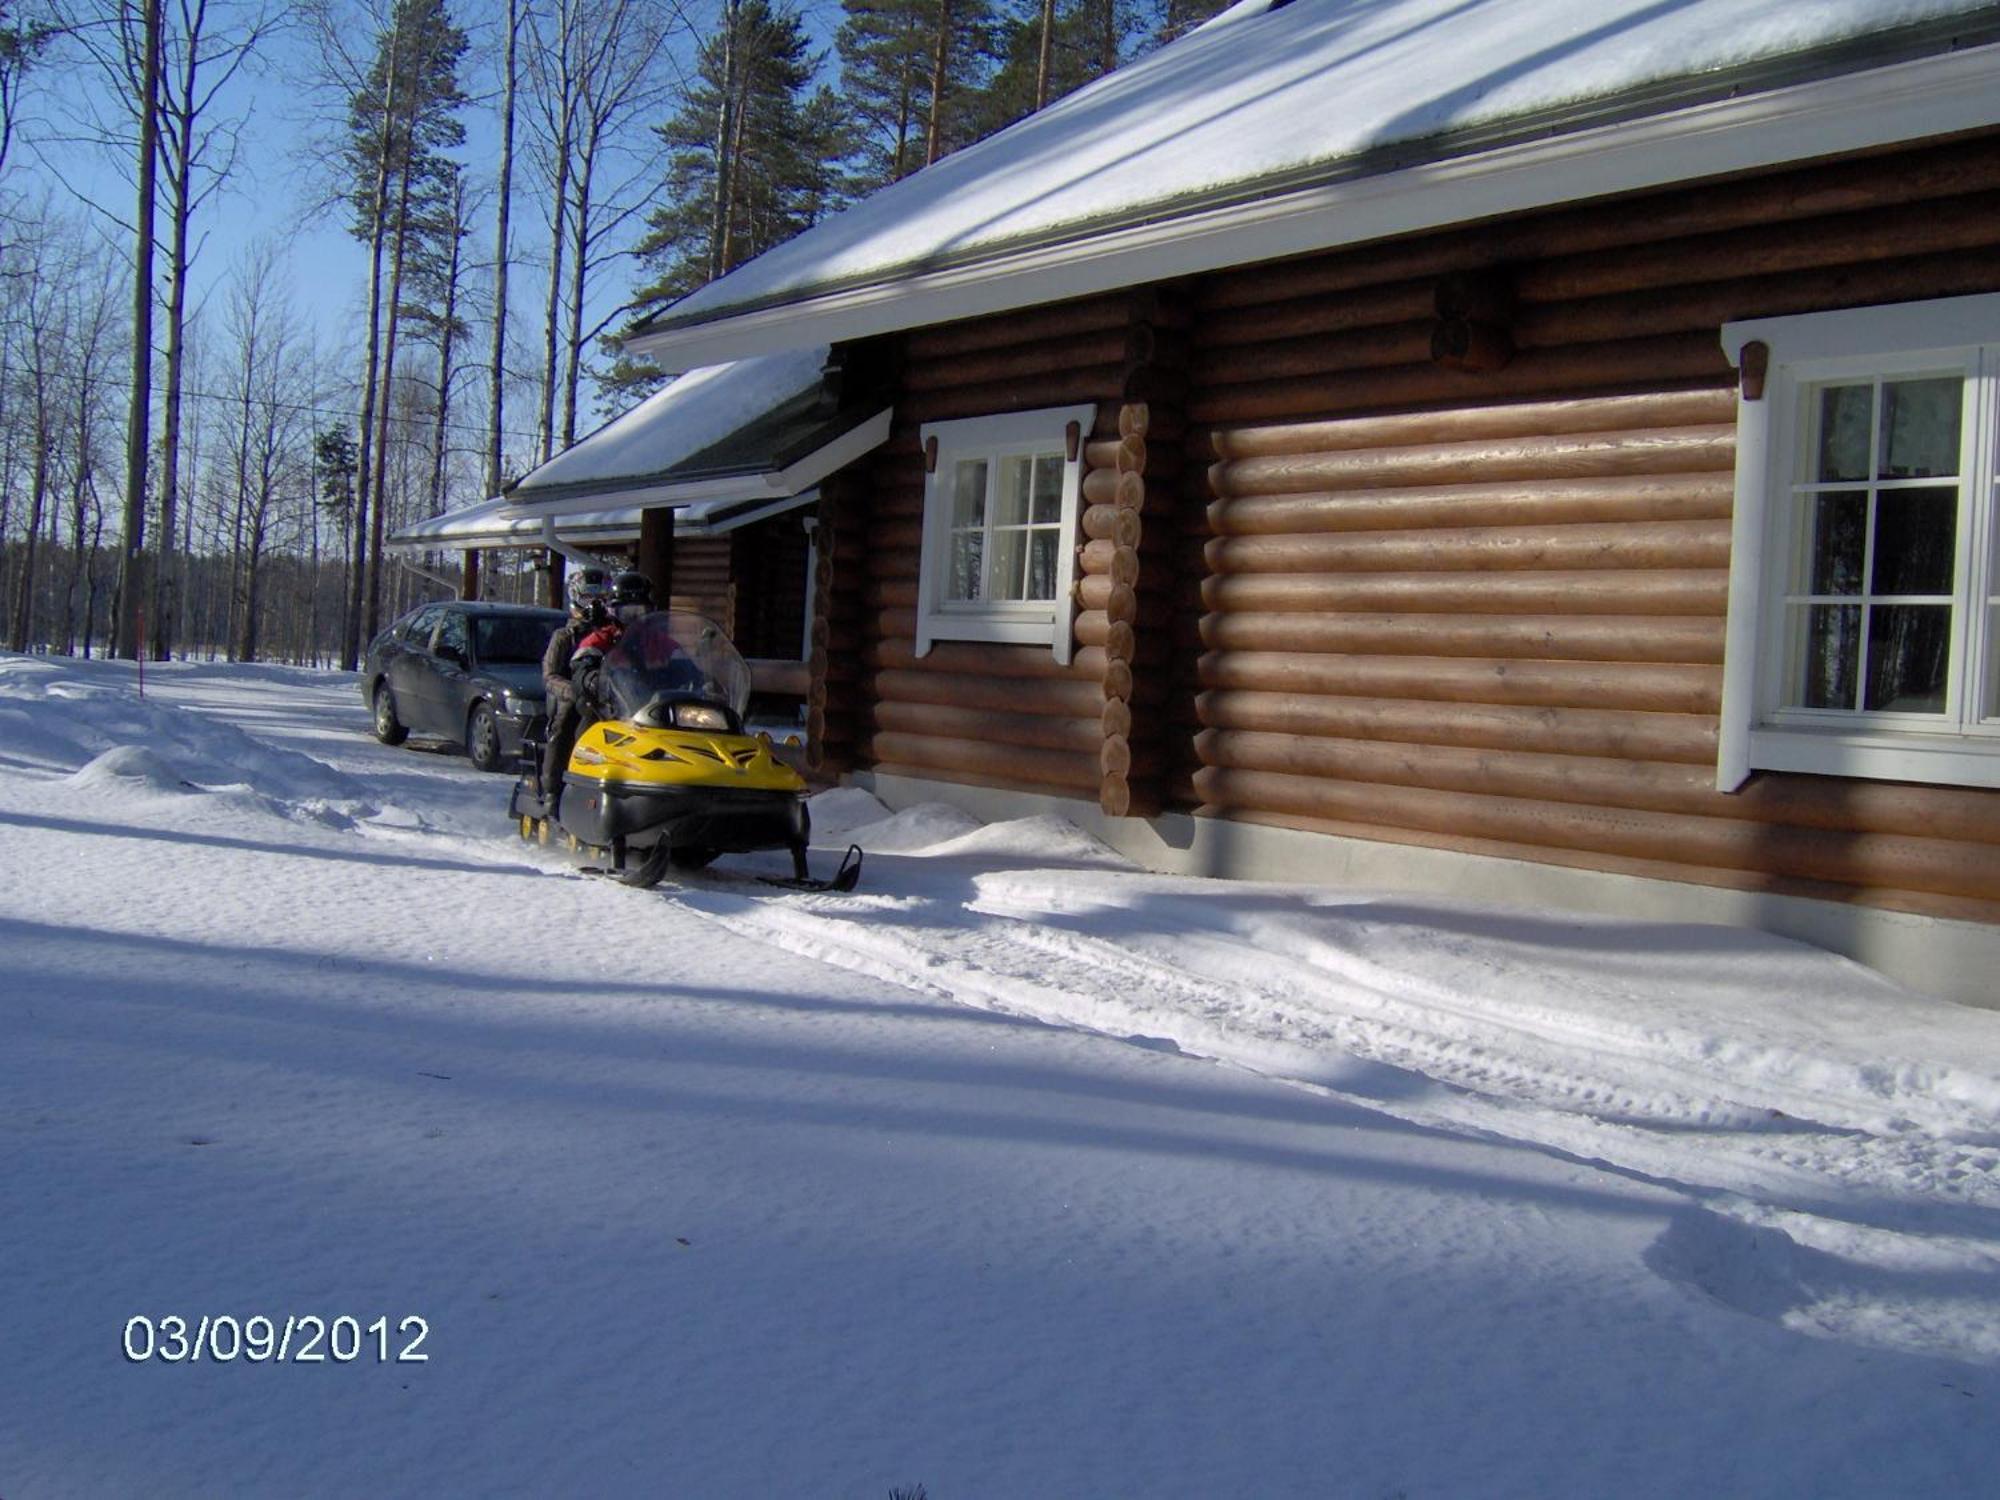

left=461, top=548, right=481, bottom=601
left=546, top=549, right=566, bottom=610
left=638, top=505, right=676, bottom=605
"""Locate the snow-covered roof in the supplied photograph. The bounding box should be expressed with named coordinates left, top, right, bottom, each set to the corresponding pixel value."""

left=387, top=488, right=820, bottom=553
left=510, top=346, right=833, bottom=502
left=627, top=0, right=2000, bottom=371
left=392, top=345, right=891, bottom=546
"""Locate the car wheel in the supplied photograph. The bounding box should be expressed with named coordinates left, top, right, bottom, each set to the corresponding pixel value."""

left=372, top=682, right=409, bottom=745
left=466, top=701, right=502, bottom=772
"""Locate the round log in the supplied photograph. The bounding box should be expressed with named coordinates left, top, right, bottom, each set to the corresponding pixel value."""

left=1194, top=688, right=1717, bottom=763
left=1188, top=334, right=1730, bottom=426
left=1430, top=318, right=1515, bottom=372
left=1201, top=474, right=1733, bottom=536
left=746, top=659, right=809, bottom=698
left=1191, top=610, right=1726, bottom=665
left=1204, top=389, right=1736, bottom=461
left=1085, top=436, right=1146, bottom=473
left=866, top=518, right=925, bottom=552
left=1209, top=425, right=1735, bottom=499
left=1206, top=803, right=2000, bottom=927
left=871, top=667, right=1107, bottom=719
left=1118, top=403, right=1150, bottom=440
left=862, top=577, right=920, bottom=610
left=1196, top=650, right=1720, bottom=714
left=1082, top=503, right=1144, bottom=548
left=1074, top=575, right=1139, bottom=622
left=1193, top=138, right=2000, bottom=312
left=900, top=371, right=1124, bottom=427
left=872, top=700, right=1105, bottom=753
left=1101, top=735, right=1132, bottom=777
left=1100, top=656, right=1135, bottom=704
left=1074, top=611, right=1136, bottom=660
left=1102, top=697, right=1133, bottom=740
left=1200, top=320, right=1435, bottom=387
left=864, top=732, right=1102, bottom=794
left=1082, top=468, right=1148, bottom=510
left=1518, top=245, right=2000, bottom=349
left=1193, top=278, right=1437, bottom=345
left=1078, top=540, right=1143, bottom=585
left=1200, top=568, right=1726, bottom=617
left=1193, top=728, right=2000, bottom=843
left=1188, top=766, right=2000, bottom=902
left=903, top=326, right=1138, bottom=392
left=1100, top=775, right=1132, bottom=819
left=902, top=293, right=1133, bottom=360
left=866, top=637, right=1103, bottom=680
left=1519, top=189, right=2000, bottom=305
left=1202, top=519, right=1731, bottom=576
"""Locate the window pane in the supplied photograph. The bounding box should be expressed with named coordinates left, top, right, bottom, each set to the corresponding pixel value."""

left=1870, top=486, right=1956, bottom=596
left=1027, top=530, right=1058, bottom=601
left=948, top=533, right=982, bottom=601
left=1863, top=604, right=1951, bottom=713
left=1795, top=603, right=1859, bottom=709
left=1806, top=491, right=1866, bottom=595
left=986, top=530, right=1026, bottom=601
left=1816, top=384, right=1873, bottom=482
left=1988, top=605, right=2000, bottom=722
left=1878, top=377, right=1961, bottom=480
left=994, top=455, right=1034, bottom=527
left=952, top=460, right=987, bottom=528
left=1031, top=455, right=1064, bottom=524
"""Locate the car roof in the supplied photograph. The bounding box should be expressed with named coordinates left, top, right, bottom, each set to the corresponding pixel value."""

left=442, top=601, right=566, bottom=617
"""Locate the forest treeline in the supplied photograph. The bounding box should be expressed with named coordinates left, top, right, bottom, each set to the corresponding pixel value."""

left=0, top=0, right=1231, bottom=669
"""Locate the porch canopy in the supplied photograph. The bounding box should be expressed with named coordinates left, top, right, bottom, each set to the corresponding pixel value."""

left=389, top=343, right=891, bottom=550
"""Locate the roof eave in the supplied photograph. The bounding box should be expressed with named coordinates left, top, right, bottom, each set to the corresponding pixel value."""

left=625, top=40, right=2000, bottom=374
left=505, top=407, right=894, bottom=519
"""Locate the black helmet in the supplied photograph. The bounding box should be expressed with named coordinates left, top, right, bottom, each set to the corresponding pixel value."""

left=611, top=570, right=654, bottom=620
left=566, top=565, right=614, bottom=615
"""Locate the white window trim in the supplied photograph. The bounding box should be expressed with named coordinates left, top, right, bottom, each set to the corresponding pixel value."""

left=915, top=404, right=1096, bottom=665
left=1719, top=293, right=2000, bottom=792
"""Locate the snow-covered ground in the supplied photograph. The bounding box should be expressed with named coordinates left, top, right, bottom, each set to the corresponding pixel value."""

left=2, top=651, right=1997, bottom=1498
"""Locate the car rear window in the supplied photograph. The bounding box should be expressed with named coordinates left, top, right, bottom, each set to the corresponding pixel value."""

left=475, top=613, right=560, bottom=665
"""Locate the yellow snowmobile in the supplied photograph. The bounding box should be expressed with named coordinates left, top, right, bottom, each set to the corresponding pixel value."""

left=510, top=610, right=860, bottom=891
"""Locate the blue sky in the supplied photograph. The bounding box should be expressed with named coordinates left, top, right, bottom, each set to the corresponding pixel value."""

left=19, top=0, right=848, bottom=450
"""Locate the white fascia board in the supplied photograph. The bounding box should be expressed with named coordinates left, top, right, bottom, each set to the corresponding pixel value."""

left=678, top=489, right=819, bottom=539
left=506, top=408, right=894, bottom=519
left=627, top=43, right=2000, bottom=373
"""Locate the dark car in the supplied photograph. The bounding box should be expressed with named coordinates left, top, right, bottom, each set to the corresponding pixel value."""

left=362, top=600, right=567, bottom=771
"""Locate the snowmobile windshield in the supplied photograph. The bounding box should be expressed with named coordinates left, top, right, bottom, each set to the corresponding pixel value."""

left=601, top=611, right=752, bottom=721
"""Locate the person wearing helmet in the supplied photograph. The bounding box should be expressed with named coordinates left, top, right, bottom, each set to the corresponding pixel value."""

left=610, top=570, right=653, bottom=625
left=538, top=565, right=615, bottom=815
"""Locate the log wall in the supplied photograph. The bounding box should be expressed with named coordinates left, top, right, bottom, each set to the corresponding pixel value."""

left=668, top=535, right=732, bottom=631
left=826, top=289, right=1187, bottom=797
left=729, top=508, right=813, bottom=662
left=1178, top=132, right=2000, bottom=921
left=810, top=132, right=2000, bottom=920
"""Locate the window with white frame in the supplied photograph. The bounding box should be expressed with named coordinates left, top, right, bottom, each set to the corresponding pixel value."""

left=1719, top=295, right=2000, bottom=791
left=914, top=404, right=1095, bottom=663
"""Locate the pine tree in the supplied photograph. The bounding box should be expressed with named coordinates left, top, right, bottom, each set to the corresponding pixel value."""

left=335, top=0, right=467, bottom=660
left=836, top=0, right=997, bottom=195
left=607, top=0, right=837, bottom=400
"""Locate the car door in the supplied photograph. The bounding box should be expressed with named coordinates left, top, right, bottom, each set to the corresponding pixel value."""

left=387, top=605, right=447, bottom=734
left=425, top=608, right=476, bottom=740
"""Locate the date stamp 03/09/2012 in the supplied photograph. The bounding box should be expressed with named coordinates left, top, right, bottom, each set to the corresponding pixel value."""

left=122, top=1314, right=429, bottom=1365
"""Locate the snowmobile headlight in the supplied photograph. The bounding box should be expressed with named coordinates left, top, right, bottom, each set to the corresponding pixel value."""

left=670, top=702, right=732, bottom=731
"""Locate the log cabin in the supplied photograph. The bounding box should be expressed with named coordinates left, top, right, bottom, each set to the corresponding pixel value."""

left=615, top=0, right=2000, bottom=1003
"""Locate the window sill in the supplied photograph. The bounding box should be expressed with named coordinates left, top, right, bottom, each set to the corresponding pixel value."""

left=1744, top=724, right=2000, bottom=790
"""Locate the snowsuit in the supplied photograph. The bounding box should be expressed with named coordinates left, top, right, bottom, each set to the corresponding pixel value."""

left=540, top=617, right=596, bottom=810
